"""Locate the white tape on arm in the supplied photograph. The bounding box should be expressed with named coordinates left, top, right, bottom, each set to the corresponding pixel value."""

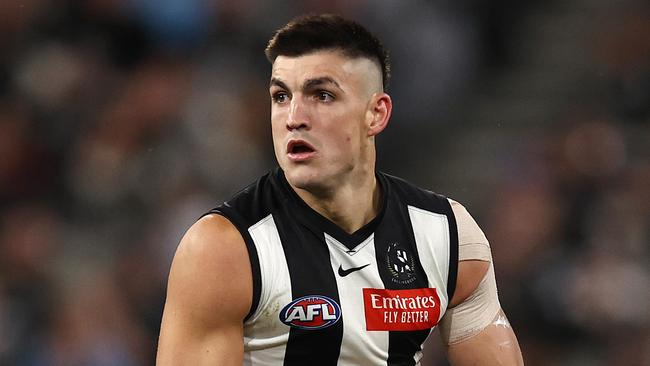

left=439, top=261, right=501, bottom=345
left=449, top=199, right=491, bottom=262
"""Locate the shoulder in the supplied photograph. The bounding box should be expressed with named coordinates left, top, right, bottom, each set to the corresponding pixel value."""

left=379, top=174, right=494, bottom=307
left=167, top=214, right=252, bottom=322
left=178, top=214, right=245, bottom=259
left=379, top=172, right=450, bottom=210
left=448, top=199, right=490, bottom=254
left=208, top=168, right=285, bottom=226
left=445, top=199, right=493, bottom=308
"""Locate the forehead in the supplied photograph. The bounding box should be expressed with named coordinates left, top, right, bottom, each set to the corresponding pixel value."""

left=271, top=51, right=380, bottom=90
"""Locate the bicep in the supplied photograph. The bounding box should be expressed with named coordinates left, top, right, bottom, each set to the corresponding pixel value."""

left=156, top=215, right=252, bottom=366
left=157, top=315, right=244, bottom=366
left=441, top=264, right=523, bottom=365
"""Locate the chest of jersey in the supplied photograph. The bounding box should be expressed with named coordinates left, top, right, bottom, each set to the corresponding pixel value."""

left=242, top=202, right=452, bottom=366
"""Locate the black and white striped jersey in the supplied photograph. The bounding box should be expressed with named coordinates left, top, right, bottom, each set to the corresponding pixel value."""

left=207, top=168, right=458, bottom=366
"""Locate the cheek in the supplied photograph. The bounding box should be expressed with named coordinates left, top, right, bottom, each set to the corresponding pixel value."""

left=330, top=130, right=357, bottom=156
left=270, top=120, right=286, bottom=154
left=270, top=111, right=285, bottom=135
left=270, top=109, right=281, bottom=127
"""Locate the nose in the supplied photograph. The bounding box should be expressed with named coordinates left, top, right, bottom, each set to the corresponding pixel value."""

left=286, top=98, right=310, bottom=131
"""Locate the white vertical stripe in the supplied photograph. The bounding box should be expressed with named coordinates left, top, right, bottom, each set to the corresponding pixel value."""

left=408, top=206, right=451, bottom=364
left=407, top=206, right=450, bottom=315
left=325, top=233, right=389, bottom=366
left=243, top=215, right=292, bottom=366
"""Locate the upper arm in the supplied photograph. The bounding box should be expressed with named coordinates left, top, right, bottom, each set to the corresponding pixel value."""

left=441, top=200, right=524, bottom=365
left=443, top=261, right=523, bottom=365
left=156, top=214, right=252, bottom=366
left=448, top=198, right=492, bottom=309
left=446, top=309, right=523, bottom=366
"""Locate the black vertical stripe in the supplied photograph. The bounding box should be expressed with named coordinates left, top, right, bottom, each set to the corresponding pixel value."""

left=373, top=194, right=432, bottom=366
left=273, top=211, right=343, bottom=366
left=440, top=199, right=459, bottom=301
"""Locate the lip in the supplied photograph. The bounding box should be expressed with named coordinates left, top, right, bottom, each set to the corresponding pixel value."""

left=286, top=139, right=317, bottom=162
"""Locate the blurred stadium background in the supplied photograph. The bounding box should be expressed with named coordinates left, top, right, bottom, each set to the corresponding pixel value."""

left=1, top=0, right=648, bottom=365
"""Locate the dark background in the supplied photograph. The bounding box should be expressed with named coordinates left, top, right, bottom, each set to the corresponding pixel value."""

left=1, top=0, right=648, bottom=365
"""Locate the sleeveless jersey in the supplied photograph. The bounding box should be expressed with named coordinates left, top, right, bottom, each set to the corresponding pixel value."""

left=207, top=168, right=458, bottom=366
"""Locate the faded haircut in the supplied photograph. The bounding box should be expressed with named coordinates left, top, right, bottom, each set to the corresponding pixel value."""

left=265, top=14, right=391, bottom=90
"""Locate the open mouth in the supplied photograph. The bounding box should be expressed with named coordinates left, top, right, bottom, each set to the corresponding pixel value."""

left=287, top=140, right=316, bottom=160
left=290, top=144, right=314, bottom=154
left=288, top=140, right=315, bottom=154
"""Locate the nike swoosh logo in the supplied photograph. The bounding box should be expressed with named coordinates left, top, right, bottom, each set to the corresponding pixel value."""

left=338, top=263, right=370, bottom=277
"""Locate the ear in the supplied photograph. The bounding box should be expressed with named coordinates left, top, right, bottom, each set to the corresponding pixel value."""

left=367, top=93, right=392, bottom=137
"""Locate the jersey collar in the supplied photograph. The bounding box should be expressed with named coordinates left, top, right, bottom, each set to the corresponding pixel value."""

left=273, top=167, right=388, bottom=251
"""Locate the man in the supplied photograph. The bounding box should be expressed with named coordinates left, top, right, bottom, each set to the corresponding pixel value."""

left=157, top=14, right=524, bottom=365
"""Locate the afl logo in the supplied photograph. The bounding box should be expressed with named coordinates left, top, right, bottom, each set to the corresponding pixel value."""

left=279, top=295, right=341, bottom=330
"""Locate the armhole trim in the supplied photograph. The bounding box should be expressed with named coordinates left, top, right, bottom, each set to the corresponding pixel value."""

left=442, top=199, right=459, bottom=301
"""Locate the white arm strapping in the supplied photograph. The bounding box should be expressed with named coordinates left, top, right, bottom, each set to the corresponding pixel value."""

left=439, top=199, right=501, bottom=345
left=439, top=261, right=501, bottom=345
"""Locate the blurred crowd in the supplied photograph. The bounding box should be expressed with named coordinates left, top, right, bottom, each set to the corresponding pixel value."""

left=0, top=0, right=648, bottom=365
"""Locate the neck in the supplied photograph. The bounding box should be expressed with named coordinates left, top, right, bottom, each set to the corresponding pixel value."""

left=291, top=169, right=382, bottom=234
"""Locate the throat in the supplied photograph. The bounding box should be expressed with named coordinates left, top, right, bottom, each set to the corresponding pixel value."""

left=295, top=179, right=383, bottom=234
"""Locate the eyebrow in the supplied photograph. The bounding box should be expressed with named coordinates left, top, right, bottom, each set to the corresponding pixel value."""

left=269, top=78, right=289, bottom=90
left=303, top=77, right=343, bottom=91
left=269, top=76, right=344, bottom=93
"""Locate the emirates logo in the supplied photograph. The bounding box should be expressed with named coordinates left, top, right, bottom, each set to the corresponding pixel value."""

left=363, top=288, right=440, bottom=331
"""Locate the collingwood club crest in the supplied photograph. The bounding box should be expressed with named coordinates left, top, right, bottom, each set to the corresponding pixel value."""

left=386, top=242, right=416, bottom=284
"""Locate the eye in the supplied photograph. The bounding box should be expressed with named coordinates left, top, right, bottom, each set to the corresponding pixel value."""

left=316, top=91, right=335, bottom=102
left=272, top=91, right=289, bottom=104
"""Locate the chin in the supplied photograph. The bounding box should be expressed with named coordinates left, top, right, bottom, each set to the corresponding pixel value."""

left=286, top=166, right=341, bottom=197
left=283, top=165, right=320, bottom=189
left=282, top=158, right=356, bottom=192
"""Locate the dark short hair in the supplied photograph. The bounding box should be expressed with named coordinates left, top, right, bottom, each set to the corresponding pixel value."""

left=265, top=14, right=391, bottom=90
